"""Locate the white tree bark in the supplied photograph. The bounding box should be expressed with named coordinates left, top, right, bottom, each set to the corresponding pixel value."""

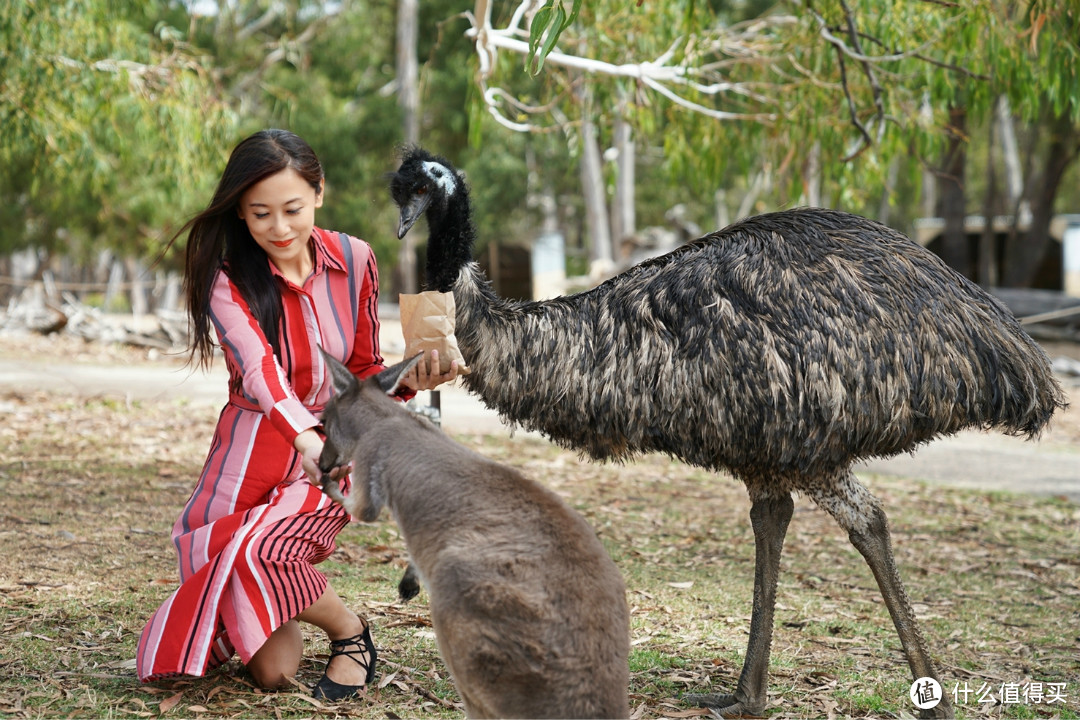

left=580, top=116, right=613, bottom=278
left=125, top=256, right=148, bottom=320
left=610, top=113, right=635, bottom=250
left=803, top=141, right=822, bottom=208
left=996, top=95, right=1029, bottom=222
left=468, top=0, right=783, bottom=133
left=715, top=189, right=730, bottom=230
left=878, top=156, right=900, bottom=224
left=397, top=0, right=420, bottom=146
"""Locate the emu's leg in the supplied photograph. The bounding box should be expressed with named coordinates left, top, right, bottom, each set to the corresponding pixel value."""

left=687, top=492, right=794, bottom=718
left=810, top=471, right=953, bottom=720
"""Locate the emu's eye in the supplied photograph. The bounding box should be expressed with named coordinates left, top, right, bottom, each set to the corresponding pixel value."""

left=417, top=187, right=427, bottom=195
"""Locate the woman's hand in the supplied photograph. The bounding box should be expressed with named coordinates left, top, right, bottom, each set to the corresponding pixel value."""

left=401, top=349, right=459, bottom=391
left=293, top=428, right=350, bottom=486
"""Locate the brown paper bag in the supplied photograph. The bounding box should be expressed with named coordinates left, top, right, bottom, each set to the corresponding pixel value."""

left=398, top=291, right=471, bottom=375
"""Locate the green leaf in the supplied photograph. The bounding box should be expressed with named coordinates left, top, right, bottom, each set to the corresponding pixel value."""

left=537, top=4, right=567, bottom=73
left=527, top=0, right=581, bottom=76
left=527, top=4, right=555, bottom=74
left=565, top=0, right=582, bottom=27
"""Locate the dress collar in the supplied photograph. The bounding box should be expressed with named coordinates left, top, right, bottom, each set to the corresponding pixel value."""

left=311, top=226, right=348, bottom=274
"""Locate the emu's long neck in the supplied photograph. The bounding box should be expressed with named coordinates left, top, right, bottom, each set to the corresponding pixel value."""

left=421, top=178, right=632, bottom=462
left=424, top=191, right=477, bottom=293
left=447, top=262, right=633, bottom=461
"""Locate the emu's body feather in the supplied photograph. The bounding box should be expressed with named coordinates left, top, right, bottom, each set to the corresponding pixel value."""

left=389, top=147, right=1067, bottom=719
left=420, top=194, right=1065, bottom=483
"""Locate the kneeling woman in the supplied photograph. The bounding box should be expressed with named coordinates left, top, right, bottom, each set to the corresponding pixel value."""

left=136, top=129, right=456, bottom=700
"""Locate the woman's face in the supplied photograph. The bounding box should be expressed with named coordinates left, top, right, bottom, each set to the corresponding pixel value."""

left=237, top=167, right=324, bottom=269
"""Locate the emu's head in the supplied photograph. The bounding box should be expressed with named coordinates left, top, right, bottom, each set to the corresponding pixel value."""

left=388, top=147, right=476, bottom=292
left=389, top=147, right=464, bottom=239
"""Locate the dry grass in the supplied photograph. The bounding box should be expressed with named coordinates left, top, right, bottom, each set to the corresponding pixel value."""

left=1, top=334, right=1078, bottom=719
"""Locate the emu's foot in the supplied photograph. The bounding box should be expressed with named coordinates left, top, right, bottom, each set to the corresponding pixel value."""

left=684, top=692, right=765, bottom=719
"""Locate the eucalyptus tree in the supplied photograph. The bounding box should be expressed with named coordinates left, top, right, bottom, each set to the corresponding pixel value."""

left=115, top=0, right=493, bottom=296
left=0, top=0, right=235, bottom=266
left=461, top=0, right=781, bottom=272
left=453, top=0, right=1079, bottom=284
left=981, top=2, right=1079, bottom=287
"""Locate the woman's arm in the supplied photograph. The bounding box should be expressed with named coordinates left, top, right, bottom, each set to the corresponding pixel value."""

left=343, top=236, right=459, bottom=393
left=210, top=269, right=320, bottom=445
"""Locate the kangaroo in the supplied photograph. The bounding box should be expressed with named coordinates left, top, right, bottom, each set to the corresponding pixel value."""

left=317, top=350, right=630, bottom=719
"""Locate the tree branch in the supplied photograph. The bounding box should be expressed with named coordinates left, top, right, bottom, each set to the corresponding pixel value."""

left=466, top=0, right=786, bottom=131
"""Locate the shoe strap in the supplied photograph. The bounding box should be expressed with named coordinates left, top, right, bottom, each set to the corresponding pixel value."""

left=328, top=629, right=374, bottom=671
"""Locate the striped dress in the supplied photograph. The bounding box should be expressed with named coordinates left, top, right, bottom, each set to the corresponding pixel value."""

left=137, top=227, right=399, bottom=682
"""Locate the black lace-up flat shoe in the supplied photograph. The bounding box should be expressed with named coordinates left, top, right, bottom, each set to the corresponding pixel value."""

left=311, top=623, right=377, bottom=701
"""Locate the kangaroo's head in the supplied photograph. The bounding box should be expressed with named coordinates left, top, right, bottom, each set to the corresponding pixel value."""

left=318, top=349, right=422, bottom=520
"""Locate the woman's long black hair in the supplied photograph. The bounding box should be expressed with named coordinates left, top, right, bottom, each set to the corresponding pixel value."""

left=170, top=129, right=324, bottom=368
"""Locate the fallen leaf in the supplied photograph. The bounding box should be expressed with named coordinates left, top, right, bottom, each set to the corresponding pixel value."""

left=159, top=692, right=183, bottom=713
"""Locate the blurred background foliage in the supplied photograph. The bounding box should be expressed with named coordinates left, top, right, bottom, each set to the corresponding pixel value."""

left=1, top=0, right=1078, bottom=295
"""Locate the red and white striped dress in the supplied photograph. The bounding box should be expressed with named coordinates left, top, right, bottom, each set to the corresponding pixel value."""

left=137, top=227, right=399, bottom=682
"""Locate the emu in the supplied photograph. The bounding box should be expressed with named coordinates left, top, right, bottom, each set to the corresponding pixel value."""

left=317, top=351, right=630, bottom=719
left=389, top=147, right=1068, bottom=718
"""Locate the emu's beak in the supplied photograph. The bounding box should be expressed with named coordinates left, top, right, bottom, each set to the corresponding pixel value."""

left=397, top=191, right=432, bottom=239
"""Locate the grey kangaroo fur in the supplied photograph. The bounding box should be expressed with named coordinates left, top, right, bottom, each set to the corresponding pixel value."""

left=317, top=350, right=630, bottom=719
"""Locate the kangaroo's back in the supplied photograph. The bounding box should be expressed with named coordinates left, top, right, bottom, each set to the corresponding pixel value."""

left=317, top=353, right=630, bottom=719
left=406, top=446, right=629, bottom=719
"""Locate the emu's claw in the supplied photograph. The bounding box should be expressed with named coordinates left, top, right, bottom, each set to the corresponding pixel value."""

left=684, top=692, right=765, bottom=719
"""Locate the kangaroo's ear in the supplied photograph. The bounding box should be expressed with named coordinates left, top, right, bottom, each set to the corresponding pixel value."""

left=320, top=347, right=359, bottom=396
left=374, top=353, right=424, bottom=396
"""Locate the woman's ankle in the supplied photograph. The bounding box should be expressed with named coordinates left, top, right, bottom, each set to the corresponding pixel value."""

left=326, top=614, right=366, bottom=642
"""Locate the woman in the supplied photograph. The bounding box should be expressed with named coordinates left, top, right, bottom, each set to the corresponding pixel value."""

left=136, top=129, right=456, bottom=700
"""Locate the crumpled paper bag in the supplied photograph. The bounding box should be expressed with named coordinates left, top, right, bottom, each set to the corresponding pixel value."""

left=399, top=291, right=471, bottom=375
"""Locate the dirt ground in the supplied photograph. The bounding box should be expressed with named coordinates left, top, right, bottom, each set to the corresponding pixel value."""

left=1, top=328, right=1078, bottom=719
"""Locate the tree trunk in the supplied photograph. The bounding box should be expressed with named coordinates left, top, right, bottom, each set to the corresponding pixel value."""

left=0, top=254, right=10, bottom=305
left=803, top=141, right=821, bottom=207
left=580, top=114, right=613, bottom=277
left=396, top=0, right=420, bottom=294
left=920, top=165, right=937, bottom=222
left=978, top=110, right=999, bottom=287
left=997, top=96, right=1024, bottom=209
left=610, top=113, right=635, bottom=253
left=736, top=170, right=769, bottom=221
left=104, top=259, right=124, bottom=312
left=938, top=106, right=970, bottom=277
left=126, top=256, right=148, bottom=319
left=162, top=270, right=182, bottom=312
left=715, top=189, right=730, bottom=230
left=878, top=156, right=899, bottom=225
left=1003, top=113, right=1080, bottom=287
